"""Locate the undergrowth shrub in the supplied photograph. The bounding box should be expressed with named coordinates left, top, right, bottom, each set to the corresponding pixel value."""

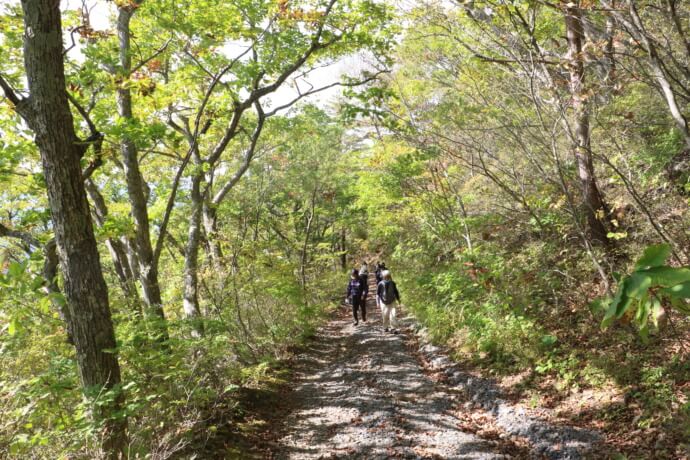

left=395, top=245, right=545, bottom=370
left=0, top=257, right=343, bottom=458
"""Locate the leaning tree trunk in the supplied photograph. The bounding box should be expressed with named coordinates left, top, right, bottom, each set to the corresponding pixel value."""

left=116, top=7, right=168, bottom=338
left=565, top=3, right=610, bottom=246
left=15, top=0, right=127, bottom=455
left=628, top=1, right=690, bottom=150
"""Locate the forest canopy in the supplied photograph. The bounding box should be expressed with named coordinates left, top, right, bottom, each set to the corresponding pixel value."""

left=1, top=0, right=689, bottom=458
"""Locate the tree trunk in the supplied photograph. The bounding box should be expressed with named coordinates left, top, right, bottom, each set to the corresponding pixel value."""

left=601, top=0, right=690, bottom=150
left=116, top=7, right=168, bottom=337
left=300, top=189, right=318, bottom=295
left=183, top=171, right=205, bottom=337
left=340, top=227, right=347, bottom=269
left=17, top=0, right=127, bottom=455
left=627, top=1, right=690, bottom=150
left=565, top=3, right=610, bottom=246
left=202, top=202, right=224, bottom=264
left=42, top=239, right=75, bottom=343
left=124, top=236, right=141, bottom=285
left=85, top=179, right=140, bottom=305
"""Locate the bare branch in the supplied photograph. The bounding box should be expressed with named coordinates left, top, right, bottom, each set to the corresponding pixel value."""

left=0, top=222, right=41, bottom=249
left=130, top=37, right=173, bottom=75
left=67, top=90, right=99, bottom=136
left=264, top=70, right=388, bottom=117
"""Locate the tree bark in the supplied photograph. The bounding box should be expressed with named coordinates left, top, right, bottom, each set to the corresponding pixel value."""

left=42, top=239, right=75, bottom=343
left=183, top=170, right=205, bottom=337
left=15, top=0, right=127, bottom=455
left=116, top=7, right=168, bottom=337
left=340, top=227, right=347, bottom=269
left=565, top=3, right=610, bottom=246
left=202, top=202, right=223, bottom=264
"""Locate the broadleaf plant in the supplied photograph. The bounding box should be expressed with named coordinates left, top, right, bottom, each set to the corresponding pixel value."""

left=600, top=244, right=690, bottom=338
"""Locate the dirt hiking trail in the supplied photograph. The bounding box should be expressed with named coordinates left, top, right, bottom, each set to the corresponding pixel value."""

left=237, top=276, right=601, bottom=459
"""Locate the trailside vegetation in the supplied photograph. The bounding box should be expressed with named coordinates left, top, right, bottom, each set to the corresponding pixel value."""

left=345, top=1, right=690, bottom=457
left=1, top=0, right=689, bottom=458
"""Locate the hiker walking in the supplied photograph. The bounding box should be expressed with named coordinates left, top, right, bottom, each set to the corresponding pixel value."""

left=374, top=262, right=386, bottom=309
left=374, top=262, right=386, bottom=285
left=377, top=270, right=400, bottom=333
left=359, top=261, right=369, bottom=302
left=346, top=268, right=367, bottom=325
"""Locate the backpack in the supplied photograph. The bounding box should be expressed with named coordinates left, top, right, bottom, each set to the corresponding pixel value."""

left=380, top=280, right=396, bottom=304
left=358, top=274, right=369, bottom=290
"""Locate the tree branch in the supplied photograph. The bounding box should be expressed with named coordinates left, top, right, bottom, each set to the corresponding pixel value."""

left=211, top=102, right=266, bottom=206
left=130, top=37, right=173, bottom=75
left=264, top=70, right=388, bottom=117
left=153, top=147, right=194, bottom=266
left=0, top=222, right=41, bottom=249
left=0, top=73, right=23, bottom=107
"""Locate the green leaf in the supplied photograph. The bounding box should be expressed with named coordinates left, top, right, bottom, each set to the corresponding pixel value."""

left=660, top=281, right=690, bottom=299
left=540, top=334, right=558, bottom=348
left=609, top=277, right=635, bottom=318
left=671, top=296, right=690, bottom=314
left=607, top=231, right=628, bottom=240
left=589, top=297, right=609, bottom=315
left=29, top=276, right=44, bottom=291
left=650, top=297, right=663, bottom=328
left=8, top=261, right=25, bottom=278
left=616, top=294, right=634, bottom=319
left=223, top=383, right=240, bottom=393
left=639, top=266, right=690, bottom=287
left=38, top=296, right=52, bottom=315
left=635, top=298, right=650, bottom=328
left=602, top=282, right=625, bottom=329
left=639, top=323, right=650, bottom=343
left=634, top=243, right=671, bottom=269
left=624, top=273, right=652, bottom=299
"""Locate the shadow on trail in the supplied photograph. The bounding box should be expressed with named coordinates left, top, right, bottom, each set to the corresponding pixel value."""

left=268, top=275, right=510, bottom=460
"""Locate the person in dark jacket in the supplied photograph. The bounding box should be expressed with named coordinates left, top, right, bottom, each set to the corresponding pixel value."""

left=376, top=270, right=400, bottom=333
left=374, top=262, right=386, bottom=309
left=374, top=262, right=386, bottom=285
left=346, top=268, right=366, bottom=325
left=359, top=261, right=369, bottom=302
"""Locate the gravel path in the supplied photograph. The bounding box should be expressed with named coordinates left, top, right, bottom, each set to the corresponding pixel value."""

left=263, top=280, right=601, bottom=460
left=271, top=292, right=509, bottom=459
left=415, top=331, right=601, bottom=460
